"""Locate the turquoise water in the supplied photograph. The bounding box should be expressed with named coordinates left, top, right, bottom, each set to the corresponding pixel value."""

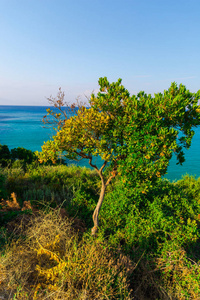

left=0, top=106, right=54, bottom=151
left=0, top=105, right=200, bottom=182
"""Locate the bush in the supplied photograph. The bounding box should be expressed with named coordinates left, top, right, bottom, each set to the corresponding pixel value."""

left=100, top=177, right=200, bottom=299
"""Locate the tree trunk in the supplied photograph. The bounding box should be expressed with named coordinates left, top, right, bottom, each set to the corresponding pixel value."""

left=91, top=182, right=107, bottom=235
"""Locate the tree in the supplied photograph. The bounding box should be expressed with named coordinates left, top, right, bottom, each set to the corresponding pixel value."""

left=36, top=78, right=200, bottom=235
left=0, top=144, right=37, bottom=169
left=11, top=147, right=37, bottom=164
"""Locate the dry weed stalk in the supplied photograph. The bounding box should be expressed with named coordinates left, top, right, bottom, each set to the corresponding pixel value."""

left=0, top=193, right=32, bottom=212
left=0, top=192, right=20, bottom=211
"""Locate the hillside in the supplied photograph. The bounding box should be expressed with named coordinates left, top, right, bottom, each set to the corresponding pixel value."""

left=0, top=163, right=200, bottom=299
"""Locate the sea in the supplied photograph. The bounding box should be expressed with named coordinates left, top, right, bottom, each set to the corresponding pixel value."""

left=0, top=105, right=200, bottom=182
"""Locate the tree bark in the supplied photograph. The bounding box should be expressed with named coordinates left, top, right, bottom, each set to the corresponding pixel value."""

left=91, top=182, right=107, bottom=235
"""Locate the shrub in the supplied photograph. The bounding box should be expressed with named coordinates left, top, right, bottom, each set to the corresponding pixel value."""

left=100, top=177, right=200, bottom=299
left=157, top=246, right=200, bottom=299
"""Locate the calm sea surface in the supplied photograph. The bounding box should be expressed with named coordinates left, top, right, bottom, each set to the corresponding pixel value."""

left=0, top=105, right=200, bottom=182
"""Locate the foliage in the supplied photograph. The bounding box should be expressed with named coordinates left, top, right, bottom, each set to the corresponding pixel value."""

left=37, top=78, right=200, bottom=234
left=118, top=83, right=200, bottom=195
left=100, top=176, right=200, bottom=298
left=0, top=164, right=98, bottom=204
left=11, top=147, right=37, bottom=165
left=101, top=178, right=200, bottom=250
left=0, top=144, right=38, bottom=170
left=157, top=247, right=200, bottom=299
left=0, top=164, right=99, bottom=228
left=0, top=144, right=11, bottom=167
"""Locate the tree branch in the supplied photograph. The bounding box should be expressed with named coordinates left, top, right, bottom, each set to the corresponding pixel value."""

left=88, top=156, right=99, bottom=171
left=99, top=161, right=107, bottom=173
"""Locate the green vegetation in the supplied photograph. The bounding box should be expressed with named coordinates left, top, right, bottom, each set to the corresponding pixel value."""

left=0, top=144, right=64, bottom=171
left=37, top=78, right=200, bottom=234
left=0, top=144, right=37, bottom=170
left=1, top=78, right=200, bottom=298
left=0, top=163, right=200, bottom=299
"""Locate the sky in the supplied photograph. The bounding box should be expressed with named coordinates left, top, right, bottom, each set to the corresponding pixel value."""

left=0, top=0, right=200, bottom=106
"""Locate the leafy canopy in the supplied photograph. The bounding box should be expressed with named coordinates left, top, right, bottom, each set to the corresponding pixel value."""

left=119, top=82, right=200, bottom=193
left=37, top=78, right=200, bottom=189
left=37, top=77, right=200, bottom=233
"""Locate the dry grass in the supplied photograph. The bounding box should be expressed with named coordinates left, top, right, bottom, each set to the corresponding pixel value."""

left=0, top=209, right=132, bottom=300
left=0, top=193, right=21, bottom=211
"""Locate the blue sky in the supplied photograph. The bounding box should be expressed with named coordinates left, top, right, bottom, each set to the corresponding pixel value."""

left=0, top=0, right=200, bottom=105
